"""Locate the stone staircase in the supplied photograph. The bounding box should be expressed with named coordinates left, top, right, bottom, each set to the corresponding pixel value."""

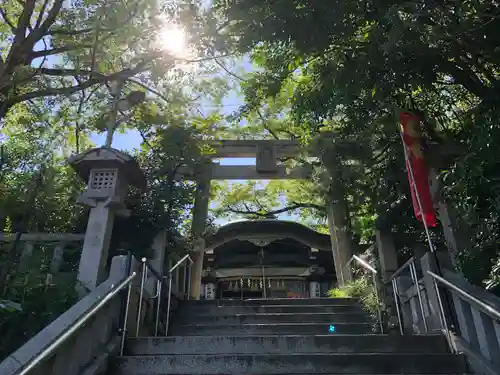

left=110, top=297, right=468, bottom=375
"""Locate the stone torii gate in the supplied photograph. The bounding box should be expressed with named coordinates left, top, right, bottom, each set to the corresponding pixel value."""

left=179, top=139, right=353, bottom=300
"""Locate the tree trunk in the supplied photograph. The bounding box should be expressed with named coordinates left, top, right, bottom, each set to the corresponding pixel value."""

left=318, top=139, right=359, bottom=285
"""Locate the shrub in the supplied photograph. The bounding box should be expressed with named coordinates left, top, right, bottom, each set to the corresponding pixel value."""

left=328, top=276, right=383, bottom=317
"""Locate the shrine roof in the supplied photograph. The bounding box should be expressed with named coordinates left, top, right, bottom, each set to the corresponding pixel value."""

left=204, top=219, right=331, bottom=251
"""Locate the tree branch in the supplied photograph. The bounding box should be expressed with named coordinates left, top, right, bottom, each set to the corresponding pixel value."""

left=31, top=45, right=91, bottom=59
left=48, top=0, right=140, bottom=38
left=256, top=110, right=281, bottom=140
left=27, top=0, right=64, bottom=44
left=8, top=61, right=152, bottom=105
left=38, top=67, right=108, bottom=77
left=211, top=56, right=284, bottom=141
left=34, top=0, right=51, bottom=29
left=13, top=0, right=35, bottom=45
left=225, top=202, right=325, bottom=217
left=213, top=55, right=245, bottom=81
left=127, top=78, right=170, bottom=102
left=48, top=26, right=96, bottom=36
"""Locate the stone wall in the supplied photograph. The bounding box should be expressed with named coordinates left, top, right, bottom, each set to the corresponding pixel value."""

left=392, top=253, right=500, bottom=375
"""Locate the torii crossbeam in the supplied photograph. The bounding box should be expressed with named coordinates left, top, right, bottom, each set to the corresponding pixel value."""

left=176, top=139, right=315, bottom=180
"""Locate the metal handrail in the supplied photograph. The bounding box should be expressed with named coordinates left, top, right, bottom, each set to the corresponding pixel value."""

left=170, top=253, right=192, bottom=273
left=344, top=254, right=383, bottom=333
left=350, top=254, right=377, bottom=274
left=15, top=272, right=137, bottom=375
left=387, top=257, right=428, bottom=334
left=134, top=254, right=193, bottom=338
left=428, top=270, right=500, bottom=321
left=165, top=254, right=193, bottom=336
left=145, top=258, right=164, bottom=282
left=387, top=256, right=415, bottom=282
left=136, top=258, right=170, bottom=337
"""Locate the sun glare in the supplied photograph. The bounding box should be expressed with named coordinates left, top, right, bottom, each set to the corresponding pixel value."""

left=157, top=24, right=189, bottom=58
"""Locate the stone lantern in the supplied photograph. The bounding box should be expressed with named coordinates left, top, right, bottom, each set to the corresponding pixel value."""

left=68, top=146, right=146, bottom=291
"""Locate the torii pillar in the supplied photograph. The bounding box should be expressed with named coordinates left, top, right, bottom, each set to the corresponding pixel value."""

left=189, top=163, right=211, bottom=299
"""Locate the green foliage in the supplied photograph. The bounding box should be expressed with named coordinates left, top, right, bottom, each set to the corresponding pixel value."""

left=204, top=0, right=500, bottom=291
left=212, top=179, right=326, bottom=225
left=0, top=238, right=82, bottom=359
left=0, top=1, right=235, bottom=357
left=0, top=279, right=79, bottom=360
left=328, top=277, right=381, bottom=316
left=4, top=0, right=500, bottom=360
left=0, top=118, right=203, bottom=357
left=0, top=0, right=181, bottom=120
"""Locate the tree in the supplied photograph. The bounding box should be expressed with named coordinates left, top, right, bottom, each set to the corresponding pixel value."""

left=0, top=83, right=236, bottom=360
left=0, top=4, right=241, bottom=352
left=0, top=0, right=226, bottom=129
left=212, top=179, right=325, bottom=221
left=202, top=0, right=500, bottom=290
left=111, top=117, right=211, bottom=255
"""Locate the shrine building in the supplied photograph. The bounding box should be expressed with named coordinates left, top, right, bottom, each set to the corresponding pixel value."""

left=200, top=220, right=336, bottom=299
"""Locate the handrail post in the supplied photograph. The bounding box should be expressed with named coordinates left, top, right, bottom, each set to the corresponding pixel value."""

left=135, top=258, right=147, bottom=337
left=165, top=275, right=173, bottom=336
left=169, top=254, right=192, bottom=273
left=187, top=261, right=192, bottom=300
left=372, top=272, right=384, bottom=333
left=392, top=278, right=404, bottom=335
left=432, top=278, right=455, bottom=352
left=120, top=281, right=133, bottom=355
left=345, top=255, right=383, bottom=332
left=428, top=270, right=500, bottom=321
left=427, top=269, right=500, bottom=357
left=154, top=279, right=162, bottom=337
left=165, top=254, right=193, bottom=336
left=409, top=260, right=428, bottom=333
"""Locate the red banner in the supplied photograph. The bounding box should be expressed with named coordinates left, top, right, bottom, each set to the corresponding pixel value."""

left=399, top=112, right=437, bottom=227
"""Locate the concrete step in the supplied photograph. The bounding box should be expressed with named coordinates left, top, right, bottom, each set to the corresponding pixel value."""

left=125, top=334, right=449, bottom=355
left=111, top=353, right=467, bottom=374
left=182, top=298, right=359, bottom=307
left=179, top=304, right=364, bottom=315
left=113, top=374, right=470, bottom=375
left=170, top=322, right=378, bottom=335
left=174, top=312, right=372, bottom=325
left=183, top=298, right=359, bottom=306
